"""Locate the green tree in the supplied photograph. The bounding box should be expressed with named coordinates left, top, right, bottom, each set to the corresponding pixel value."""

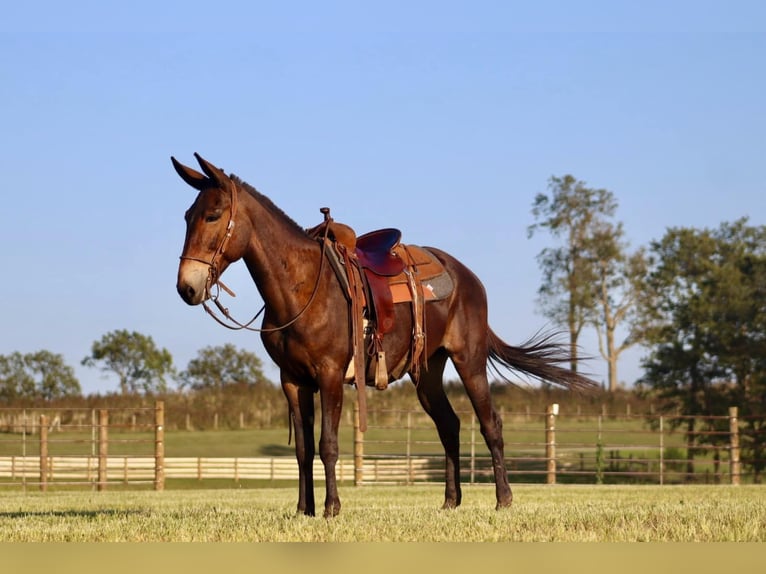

left=0, top=351, right=81, bottom=401
left=82, top=330, right=174, bottom=395
left=0, top=352, right=34, bottom=401
left=638, top=219, right=766, bottom=480
left=528, top=174, right=618, bottom=374
left=178, top=344, right=268, bottom=391
left=178, top=344, right=271, bottom=426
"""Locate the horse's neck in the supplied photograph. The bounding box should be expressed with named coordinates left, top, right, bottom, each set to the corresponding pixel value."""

left=240, top=191, right=322, bottom=317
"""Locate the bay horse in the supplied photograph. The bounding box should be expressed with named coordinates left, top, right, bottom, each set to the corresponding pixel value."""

left=173, top=153, right=597, bottom=517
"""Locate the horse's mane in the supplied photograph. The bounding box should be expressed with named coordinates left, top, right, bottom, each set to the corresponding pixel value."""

left=230, top=174, right=309, bottom=237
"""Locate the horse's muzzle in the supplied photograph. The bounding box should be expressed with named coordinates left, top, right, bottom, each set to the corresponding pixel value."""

left=177, top=260, right=209, bottom=305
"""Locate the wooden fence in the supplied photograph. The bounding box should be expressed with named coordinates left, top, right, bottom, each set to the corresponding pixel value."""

left=354, top=403, right=754, bottom=486
left=0, top=403, right=164, bottom=491
left=0, top=402, right=761, bottom=489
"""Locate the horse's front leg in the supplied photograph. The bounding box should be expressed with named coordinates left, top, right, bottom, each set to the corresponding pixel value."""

left=282, top=379, right=316, bottom=516
left=318, top=379, right=344, bottom=517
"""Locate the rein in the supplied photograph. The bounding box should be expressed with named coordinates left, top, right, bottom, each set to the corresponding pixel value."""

left=181, top=180, right=330, bottom=333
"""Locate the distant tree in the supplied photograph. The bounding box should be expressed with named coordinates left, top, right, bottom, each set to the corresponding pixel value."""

left=178, top=344, right=268, bottom=392
left=82, top=330, right=174, bottom=395
left=0, top=353, right=33, bottom=401
left=528, top=174, right=618, bottom=374
left=586, top=219, right=648, bottom=391
left=0, top=350, right=81, bottom=401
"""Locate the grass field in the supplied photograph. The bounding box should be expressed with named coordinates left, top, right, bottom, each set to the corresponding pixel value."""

left=0, top=484, right=763, bottom=542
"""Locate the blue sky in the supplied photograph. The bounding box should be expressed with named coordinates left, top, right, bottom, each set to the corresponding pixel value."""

left=1, top=1, right=764, bottom=395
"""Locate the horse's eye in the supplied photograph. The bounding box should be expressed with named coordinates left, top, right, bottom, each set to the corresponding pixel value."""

left=205, top=213, right=222, bottom=223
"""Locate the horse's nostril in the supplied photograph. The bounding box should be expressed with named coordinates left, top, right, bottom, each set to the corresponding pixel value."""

left=177, top=282, right=197, bottom=304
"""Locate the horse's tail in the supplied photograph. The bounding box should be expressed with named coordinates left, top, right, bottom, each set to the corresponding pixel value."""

left=487, top=328, right=599, bottom=392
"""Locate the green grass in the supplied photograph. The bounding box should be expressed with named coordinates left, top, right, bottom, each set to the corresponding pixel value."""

left=0, top=484, right=763, bottom=541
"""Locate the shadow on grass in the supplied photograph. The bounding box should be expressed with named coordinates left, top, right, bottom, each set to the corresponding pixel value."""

left=259, top=444, right=293, bottom=456
left=0, top=509, right=145, bottom=519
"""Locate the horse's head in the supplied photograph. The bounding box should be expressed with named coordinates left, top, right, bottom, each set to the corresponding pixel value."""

left=172, top=153, right=247, bottom=305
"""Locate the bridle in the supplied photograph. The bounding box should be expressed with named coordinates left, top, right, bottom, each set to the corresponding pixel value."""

left=179, top=176, right=239, bottom=299
left=179, top=179, right=329, bottom=333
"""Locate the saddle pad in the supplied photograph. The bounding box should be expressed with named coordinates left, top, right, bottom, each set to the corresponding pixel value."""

left=389, top=245, right=454, bottom=303
left=390, top=271, right=453, bottom=303
left=392, top=245, right=444, bottom=281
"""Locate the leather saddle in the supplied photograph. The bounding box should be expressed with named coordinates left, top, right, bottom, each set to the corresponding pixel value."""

left=307, top=210, right=450, bottom=324
left=306, top=208, right=453, bottom=430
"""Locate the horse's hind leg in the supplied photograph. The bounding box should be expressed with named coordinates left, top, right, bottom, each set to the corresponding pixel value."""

left=452, top=358, right=513, bottom=509
left=412, top=350, right=462, bottom=509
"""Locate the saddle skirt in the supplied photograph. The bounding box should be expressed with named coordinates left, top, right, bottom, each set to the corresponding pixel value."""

left=344, top=242, right=454, bottom=386
left=364, top=243, right=453, bottom=334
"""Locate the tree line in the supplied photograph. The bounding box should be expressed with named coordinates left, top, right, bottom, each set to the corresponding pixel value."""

left=0, top=330, right=271, bottom=401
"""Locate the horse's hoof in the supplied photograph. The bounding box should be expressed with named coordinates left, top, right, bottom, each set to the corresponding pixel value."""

left=297, top=506, right=316, bottom=517
left=323, top=501, right=341, bottom=518
left=495, top=498, right=513, bottom=510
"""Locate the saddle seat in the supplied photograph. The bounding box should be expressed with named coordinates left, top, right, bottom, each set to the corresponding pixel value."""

left=355, top=228, right=404, bottom=276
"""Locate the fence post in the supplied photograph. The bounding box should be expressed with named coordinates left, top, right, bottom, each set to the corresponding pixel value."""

left=155, top=400, right=165, bottom=491
left=596, top=415, right=603, bottom=484
left=98, top=409, right=108, bottom=491
left=659, top=415, right=664, bottom=486
left=470, top=412, right=476, bottom=484
left=729, top=406, right=740, bottom=486
left=354, top=402, right=363, bottom=486
left=546, top=404, right=558, bottom=485
left=406, top=412, right=412, bottom=485
left=39, top=415, right=48, bottom=492
left=90, top=409, right=96, bottom=457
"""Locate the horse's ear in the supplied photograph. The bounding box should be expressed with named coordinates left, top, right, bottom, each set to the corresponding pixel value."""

left=194, top=153, right=229, bottom=186
left=171, top=156, right=210, bottom=191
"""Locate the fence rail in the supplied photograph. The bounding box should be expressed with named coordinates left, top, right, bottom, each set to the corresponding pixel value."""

left=1, top=402, right=763, bottom=489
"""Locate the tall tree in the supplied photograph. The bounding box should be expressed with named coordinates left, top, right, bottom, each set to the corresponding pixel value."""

left=528, top=174, right=618, bottom=374
left=587, top=219, right=648, bottom=391
left=82, top=330, right=174, bottom=395
left=0, top=351, right=81, bottom=401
